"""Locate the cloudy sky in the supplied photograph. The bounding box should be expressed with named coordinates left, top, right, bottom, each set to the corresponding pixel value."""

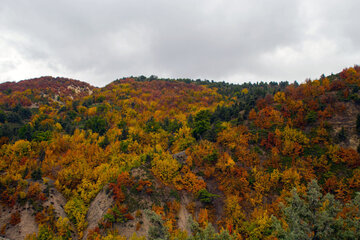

left=0, top=0, right=359, bottom=87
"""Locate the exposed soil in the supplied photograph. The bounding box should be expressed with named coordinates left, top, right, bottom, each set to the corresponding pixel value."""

left=0, top=203, right=37, bottom=240
left=205, top=179, right=225, bottom=228
left=0, top=180, right=69, bottom=240
left=114, top=210, right=151, bottom=238
left=83, top=187, right=114, bottom=240
left=177, top=192, right=192, bottom=235
left=328, top=100, right=360, bottom=149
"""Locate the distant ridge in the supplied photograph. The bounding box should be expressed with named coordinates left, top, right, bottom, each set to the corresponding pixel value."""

left=0, top=76, right=95, bottom=97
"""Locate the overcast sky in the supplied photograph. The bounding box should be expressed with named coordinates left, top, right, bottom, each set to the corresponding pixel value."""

left=0, top=0, right=359, bottom=87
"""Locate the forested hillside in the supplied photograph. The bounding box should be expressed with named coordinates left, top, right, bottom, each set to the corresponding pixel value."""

left=1, top=67, right=360, bottom=240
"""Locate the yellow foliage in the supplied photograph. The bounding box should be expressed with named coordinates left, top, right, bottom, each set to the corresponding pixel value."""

left=172, top=126, right=196, bottom=152
left=248, top=209, right=272, bottom=240
left=151, top=152, right=180, bottom=184
left=225, top=195, right=246, bottom=232
left=322, top=77, right=330, bottom=89
left=241, top=88, right=249, bottom=94
left=56, top=217, right=72, bottom=237
left=102, top=234, right=127, bottom=240
left=64, top=197, right=88, bottom=238
left=55, top=122, right=63, bottom=131
left=282, top=126, right=309, bottom=145
left=129, top=233, right=146, bottom=240
left=216, top=152, right=235, bottom=172
left=281, top=126, right=309, bottom=157
left=88, top=107, right=97, bottom=116
left=11, top=140, right=32, bottom=157
left=274, top=91, right=286, bottom=103
left=217, top=125, right=251, bottom=150
left=282, top=168, right=300, bottom=189
left=198, top=208, right=209, bottom=227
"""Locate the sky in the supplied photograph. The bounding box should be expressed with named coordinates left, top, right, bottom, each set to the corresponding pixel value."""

left=0, top=0, right=359, bottom=87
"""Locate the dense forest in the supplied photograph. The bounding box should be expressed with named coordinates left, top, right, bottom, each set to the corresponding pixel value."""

left=0, top=66, right=360, bottom=240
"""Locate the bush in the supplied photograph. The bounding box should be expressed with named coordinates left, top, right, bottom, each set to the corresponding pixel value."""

left=31, top=168, right=42, bottom=181
left=145, top=210, right=170, bottom=240
left=197, top=189, right=218, bottom=204
left=0, top=110, right=5, bottom=123
left=357, top=114, right=360, bottom=135
left=99, top=135, right=110, bottom=149
left=64, top=197, right=88, bottom=237
left=336, top=127, right=347, bottom=142
left=85, top=116, right=108, bottom=135
left=305, top=111, right=318, bottom=124
left=10, top=211, right=21, bottom=226
left=6, top=112, right=21, bottom=123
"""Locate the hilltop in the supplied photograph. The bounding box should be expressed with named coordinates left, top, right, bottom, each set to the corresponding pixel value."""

left=0, top=67, right=360, bottom=239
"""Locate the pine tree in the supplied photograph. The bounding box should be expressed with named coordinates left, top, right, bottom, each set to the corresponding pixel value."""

left=273, top=180, right=343, bottom=239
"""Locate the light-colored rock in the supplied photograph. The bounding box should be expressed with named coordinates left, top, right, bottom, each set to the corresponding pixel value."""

left=83, top=188, right=114, bottom=240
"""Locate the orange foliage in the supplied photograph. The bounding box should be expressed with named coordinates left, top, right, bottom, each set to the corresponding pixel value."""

left=173, top=166, right=206, bottom=193
left=248, top=109, right=257, bottom=120
left=198, top=208, right=209, bottom=227
left=109, top=172, right=133, bottom=204
left=253, top=106, right=283, bottom=129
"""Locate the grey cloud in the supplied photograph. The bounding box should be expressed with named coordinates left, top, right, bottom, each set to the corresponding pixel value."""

left=0, top=0, right=359, bottom=86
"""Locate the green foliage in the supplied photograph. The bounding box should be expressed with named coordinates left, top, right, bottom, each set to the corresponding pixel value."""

left=85, top=116, right=108, bottom=135
left=82, top=96, right=94, bottom=107
left=19, top=124, right=34, bottom=140
left=2, top=68, right=360, bottom=239
left=6, top=112, right=21, bottom=123
left=104, top=212, right=116, bottom=223
left=99, top=135, right=110, bottom=149
left=303, top=145, right=326, bottom=158
left=197, top=189, right=219, bottom=204
left=145, top=117, right=161, bottom=133
left=204, top=149, right=219, bottom=164
left=336, top=127, right=347, bottom=143
left=64, top=197, right=88, bottom=235
left=104, top=205, right=130, bottom=225
left=160, top=118, right=182, bottom=133
left=31, top=168, right=42, bottom=181
left=188, top=218, right=234, bottom=240
left=356, top=114, right=360, bottom=135
left=273, top=180, right=360, bottom=239
left=14, top=104, right=32, bottom=119
left=192, top=110, right=211, bottom=140
left=33, top=131, right=52, bottom=141
left=145, top=210, right=170, bottom=240
left=120, top=141, right=129, bottom=153
left=118, top=120, right=129, bottom=140
left=37, top=225, right=54, bottom=240
left=341, top=193, right=360, bottom=239
left=305, top=111, right=318, bottom=124
left=0, top=110, right=6, bottom=123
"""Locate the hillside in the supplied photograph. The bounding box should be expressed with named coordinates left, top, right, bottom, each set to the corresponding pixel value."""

left=0, top=67, right=360, bottom=239
left=0, top=76, right=94, bottom=96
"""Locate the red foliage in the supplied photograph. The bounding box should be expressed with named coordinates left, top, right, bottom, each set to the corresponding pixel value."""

left=124, top=213, right=134, bottom=221
left=9, top=211, right=21, bottom=226
left=0, top=76, right=94, bottom=94
left=1, top=190, right=16, bottom=207
left=260, top=132, right=281, bottom=150
left=109, top=172, right=133, bottom=204
left=330, top=80, right=346, bottom=91
left=136, top=180, right=152, bottom=193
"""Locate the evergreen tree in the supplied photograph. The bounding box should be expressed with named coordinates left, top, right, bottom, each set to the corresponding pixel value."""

left=272, top=180, right=346, bottom=239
